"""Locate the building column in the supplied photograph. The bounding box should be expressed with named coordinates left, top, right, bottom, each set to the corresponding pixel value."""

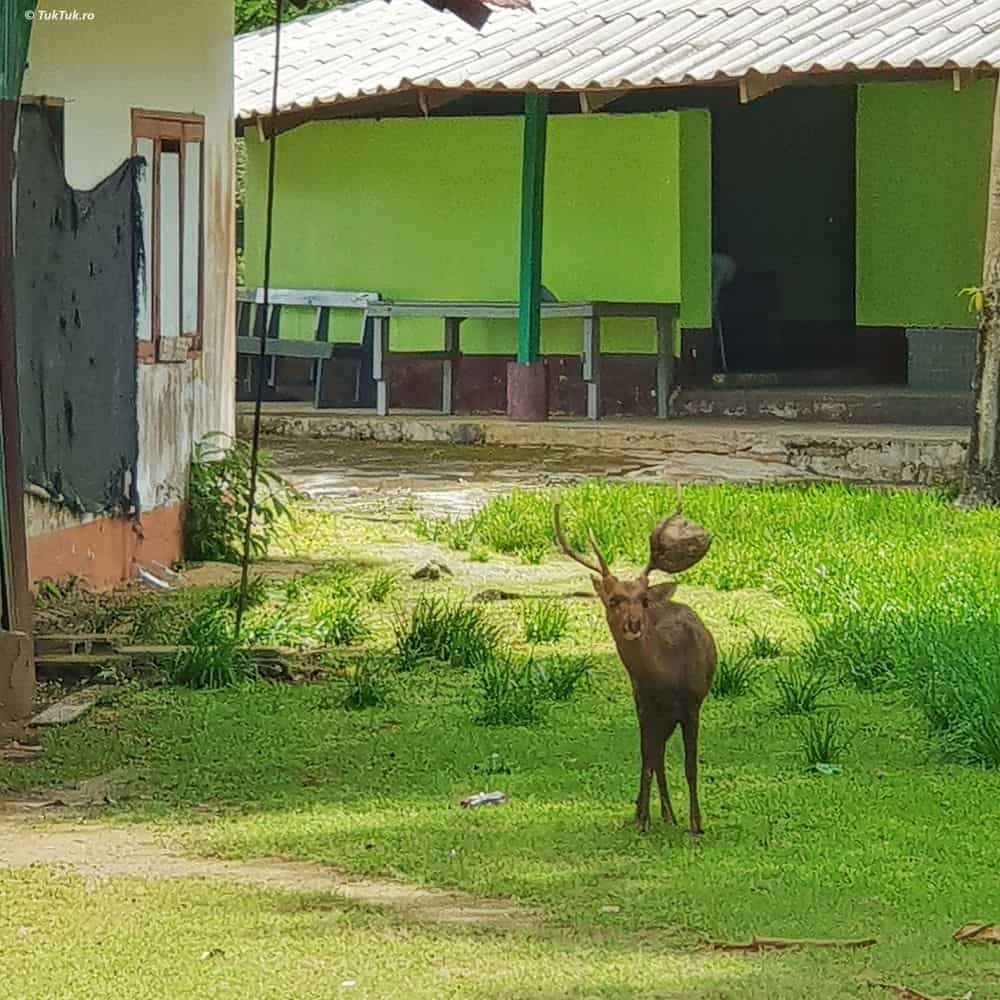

left=507, top=91, right=549, bottom=422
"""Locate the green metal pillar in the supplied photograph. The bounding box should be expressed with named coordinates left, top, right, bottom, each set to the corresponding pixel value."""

left=517, top=92, right=548, bottom=365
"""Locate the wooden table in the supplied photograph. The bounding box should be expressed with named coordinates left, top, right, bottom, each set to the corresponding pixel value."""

left=365, top=300, right=679, bottom=420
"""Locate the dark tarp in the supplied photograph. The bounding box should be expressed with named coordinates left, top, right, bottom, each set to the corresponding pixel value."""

left=14, top=104, right=141, bottom=516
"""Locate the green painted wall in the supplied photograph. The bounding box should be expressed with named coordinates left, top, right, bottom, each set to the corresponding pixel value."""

left=244, top=112, right=711, bottom=354
left=856, top=79, right=994, bottom=329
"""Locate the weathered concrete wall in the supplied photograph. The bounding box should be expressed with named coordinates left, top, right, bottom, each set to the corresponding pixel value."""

left=239, top=407, right=969, bottom=488
left=20, top=0, right=235, bottom=585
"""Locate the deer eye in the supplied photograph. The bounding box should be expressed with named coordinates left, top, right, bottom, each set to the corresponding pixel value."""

left=641, top=595, right=651, bottom=607
left=609, top=597, right=623, bottom=608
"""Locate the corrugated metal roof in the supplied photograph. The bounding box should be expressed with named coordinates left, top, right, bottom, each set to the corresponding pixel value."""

left=235, top=0, right=1000, bottom=121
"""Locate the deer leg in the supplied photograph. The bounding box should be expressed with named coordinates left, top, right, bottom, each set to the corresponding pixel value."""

left=681, top=713, right=703, bottom=836
left=635, top=729, right=656, bottom=834
left=656, top=721, right=678, bottom=825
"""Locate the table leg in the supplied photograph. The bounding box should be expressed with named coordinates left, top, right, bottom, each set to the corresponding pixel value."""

left=583, top=315, right=601, bottom=420
left=656, top=309, right=674, bottom=420
left=373, top=316, right=390, bottom=416
left=442, top=317, right=460, bottom=415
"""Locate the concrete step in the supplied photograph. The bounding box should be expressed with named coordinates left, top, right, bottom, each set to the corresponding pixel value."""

left=34, top=654, right=132, bottom=684
left=671, top=388, right=974, bottom=425
left=34, top=633, right=116, bottom=656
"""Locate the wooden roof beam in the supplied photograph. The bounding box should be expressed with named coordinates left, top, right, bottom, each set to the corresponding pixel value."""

left=738, top=74, right=784, bottom=104
left=578, top=90, right=625, bottom=114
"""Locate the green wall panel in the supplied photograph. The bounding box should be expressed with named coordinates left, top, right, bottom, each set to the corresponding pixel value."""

left=244, top=112, right=710, bottom=354
left=857, top=79, right=994, bottom=329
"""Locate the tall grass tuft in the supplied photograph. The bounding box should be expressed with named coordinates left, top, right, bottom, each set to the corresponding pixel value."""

left=748, top=630, right=782, bottom=660
left=712, top=648, right=757, bottom=699
left=342, top=656, right=391, bottom=710
left=521, top=600, right=572, bottom=643
left=394, top=596, right=498, bottom=670
left=171, top=609, right=254, bottom=689
left=311, top=595, right=371, bottom=647
left=473, top=654, right=547, bottom=727
left=531, top=654, right=593, bottom=701
left=797, top=712, right=851, bottom=768
left=773, top=663, right=835, bottom=715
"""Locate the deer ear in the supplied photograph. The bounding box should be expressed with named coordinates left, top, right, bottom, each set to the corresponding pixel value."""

left=647, top=581, right=678, bottom=604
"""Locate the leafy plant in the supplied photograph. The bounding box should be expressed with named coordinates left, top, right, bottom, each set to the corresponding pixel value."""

left=712, top=648, right=757, bottom=699
left=214, top=576, right=268, bottom=611
left=393, top=597, right=498, bottom=670
left=473, top=655, right=546, bottom=727
left=531, top=654, right=592, bottom=701
left=796, top=712, right=851, bottom=769
left=171, top=609, right=254, bottom=689
left=365, top=572, right=397, bottom=603
left=311, top=595, right=370, bottom=647
left=774, top=664, right=835, bottom=715
left=521, top=599, right=571, bottom=644
left=342, top=656, right=390, bottom=710
left=748, top=630, right=782, bottom=660
left=185, top=433, right=296, bottom=564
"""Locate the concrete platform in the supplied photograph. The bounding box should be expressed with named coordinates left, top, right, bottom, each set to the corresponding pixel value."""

left=238, top=404, right=970, bottom=487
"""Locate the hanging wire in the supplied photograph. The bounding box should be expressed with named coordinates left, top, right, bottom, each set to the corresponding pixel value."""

left=235, top=0, right=284, bottom=638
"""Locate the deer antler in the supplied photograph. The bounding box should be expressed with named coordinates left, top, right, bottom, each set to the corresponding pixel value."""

left=552, top=502, right=608, bottom=576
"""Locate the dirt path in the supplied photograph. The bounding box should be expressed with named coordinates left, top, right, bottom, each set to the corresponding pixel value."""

left=0, top=807, right=537, bottom=929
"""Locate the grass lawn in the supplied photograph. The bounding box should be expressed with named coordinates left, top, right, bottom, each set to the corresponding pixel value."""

left=4, top=482, right=1000, bottom=999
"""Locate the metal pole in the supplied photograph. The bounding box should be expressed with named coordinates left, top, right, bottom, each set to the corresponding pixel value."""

left=516, top=91, right=548, bottom=365
left=235, top=0, right=283, bottom=637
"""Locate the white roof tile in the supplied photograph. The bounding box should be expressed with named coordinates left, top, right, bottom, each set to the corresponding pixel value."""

left=235, top=0, right=1000, bottom=119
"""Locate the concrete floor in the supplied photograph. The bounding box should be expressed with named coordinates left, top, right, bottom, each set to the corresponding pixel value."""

left=247, top=405, right=969, bottom=501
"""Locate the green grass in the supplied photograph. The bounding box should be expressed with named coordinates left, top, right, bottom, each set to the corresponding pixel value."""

left=520, top=599, right=572, bottom=643
left=11, top=481, right=1000, bottom=999
left=711, top=648, right=758, bottom=699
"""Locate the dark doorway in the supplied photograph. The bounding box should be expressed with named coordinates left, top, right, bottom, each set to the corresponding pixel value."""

left=615, top=84, right=887, bottom=382
left=711, top=85, right=858, bottom=374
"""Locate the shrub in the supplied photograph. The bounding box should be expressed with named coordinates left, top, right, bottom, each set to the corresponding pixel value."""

left=908, top=619, right=1000, bottom=767
left=310, top=595, right=371, bottom=647
left=185, top=433, right=296, bottom=563
left=473, top=655, right=546, bottom=727
left=712, top=648, right=757, bottom=699
left=531, top=654, right=592, bottom=701
left=797, top=712, right=851, bottom=769
left=171, top=609, right=254, bottom=689
left=394, top=597, right=498, bottom=670
left=521, top=600, right=571, bottom=644
left=773, top=664, right=835, bottom=715
left=342, top=656, right=391, bottom=710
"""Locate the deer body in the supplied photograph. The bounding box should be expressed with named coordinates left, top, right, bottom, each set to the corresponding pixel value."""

left=555, top=505, right=717, bottom=835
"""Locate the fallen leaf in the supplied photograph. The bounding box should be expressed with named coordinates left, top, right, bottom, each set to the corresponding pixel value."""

left=708, top=935, right=877, bottom=953
left=954, top=923, right=1000, bottom=944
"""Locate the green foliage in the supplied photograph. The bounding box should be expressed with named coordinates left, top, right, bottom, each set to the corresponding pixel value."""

left=185, top=434, right=296, bottom=564
left=341, top=656, right=391, bottom=711
left=365, top=571, right=398, bottom=603
left=214, top=576, right=268, bottom=611
left=393, top=597, right=498, bottom=670
left=908, top=620, right=1000, bottom=767
left=711, top=648, right=757, bottom=699
left=310, top=595, right=370, bottom=647
left=171, top=610, right=254, bottom=689
left=520, top=599, right=571, bottom=644
left=796, top=712, right=851, bottom=769
left=773, top=664, right=836, bottom=715
left=235, top=0, right=339, bottom=35
left=748, top=630, right=782, bottom=659
left=530, top=654, right=593, bottom=702
left=472, top=655, right=547, bottom=727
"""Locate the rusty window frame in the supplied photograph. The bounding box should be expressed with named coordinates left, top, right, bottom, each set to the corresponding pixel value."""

left=131, top=109, right=205, bottom=363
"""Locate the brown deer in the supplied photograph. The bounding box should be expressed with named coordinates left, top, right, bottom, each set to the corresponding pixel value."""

left=553, top=502, right=717, bottom=835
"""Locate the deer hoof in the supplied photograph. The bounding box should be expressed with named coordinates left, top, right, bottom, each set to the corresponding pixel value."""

left=635, top=816, right=651, bottom=834
left=689, top=824, right=704, bottom=837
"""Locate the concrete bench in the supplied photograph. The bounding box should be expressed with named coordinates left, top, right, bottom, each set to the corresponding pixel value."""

left=365, top=300, right=679, bottom=420
left=236, top=287, right=380, bottom=408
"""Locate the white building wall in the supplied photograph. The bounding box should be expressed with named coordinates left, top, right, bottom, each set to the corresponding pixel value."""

left=22, top=0, right=235, bottom=528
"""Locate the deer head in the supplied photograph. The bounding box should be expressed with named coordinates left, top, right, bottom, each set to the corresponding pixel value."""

left=552, top=503, right=677, bottom=642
